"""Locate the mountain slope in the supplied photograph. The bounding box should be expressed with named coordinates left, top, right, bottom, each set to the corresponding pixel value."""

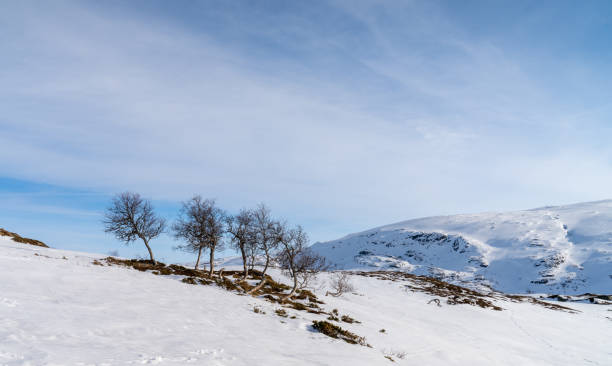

left=311, top=200, right=612, bottom=294
left=1, top=235, right=611, bottom=365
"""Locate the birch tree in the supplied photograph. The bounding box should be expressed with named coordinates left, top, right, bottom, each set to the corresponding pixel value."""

left=226, top=208, right=256, bottom=279
left=172, top=196, right=226, bottom=275
left=103, top=192, right=165, bottom=264
left=247, top=204, right=279, bottom=293
left=277, top=225, right=327, bottom=302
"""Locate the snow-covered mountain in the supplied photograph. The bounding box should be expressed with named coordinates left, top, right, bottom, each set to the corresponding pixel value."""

left=311, top=200, right=612, bottom=294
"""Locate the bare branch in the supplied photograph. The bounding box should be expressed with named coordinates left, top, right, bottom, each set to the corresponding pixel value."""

left=226, top=208, right=256, bottom=279
left=327, top=272, right=355, bottom=297
left=172, top=196, right=226, bottom=274
left=276, top=225, right=328, bottom=301
left=103, top=192, right=165, bottom=263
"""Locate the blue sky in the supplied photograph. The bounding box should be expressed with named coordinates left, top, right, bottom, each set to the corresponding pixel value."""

left=2, top=0, right=612, bottom=261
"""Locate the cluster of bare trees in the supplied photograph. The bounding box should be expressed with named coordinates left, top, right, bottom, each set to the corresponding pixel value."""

left=103, top=192, right=327, bottom=297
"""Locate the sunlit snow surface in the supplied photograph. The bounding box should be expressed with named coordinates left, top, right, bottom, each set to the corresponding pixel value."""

left=1, top=237, right=611, bottom=365
left=311, top=200, right=612, bottom=294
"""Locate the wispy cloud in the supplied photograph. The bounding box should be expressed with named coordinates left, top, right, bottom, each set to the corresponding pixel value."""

left=1, top=0, right=612, bottom=248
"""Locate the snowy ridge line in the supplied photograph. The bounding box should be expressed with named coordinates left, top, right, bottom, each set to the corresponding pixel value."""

left=311, top=200, right=612, bottom=295
left=0, top=227, right=48, bottom=247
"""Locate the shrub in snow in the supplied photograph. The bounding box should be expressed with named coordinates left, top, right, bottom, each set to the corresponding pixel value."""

left=326, top=272, right=355, bottom=297
left=311, top=320, right=367, bottom=346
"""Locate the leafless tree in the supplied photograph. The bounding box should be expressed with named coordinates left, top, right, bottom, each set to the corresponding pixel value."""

left=276, top=224, right=328, bottom=302
left=172, top=196, right=226, bottom=275
left=173, top=196, right=207, bottom=270
left=326, top=272, right=355, bottom=297
left=247, top=204, right=279, bottom=293
left=226, top=208, right=256, bottom=279
left=103, top=192, right=165, bottom=264
left=246, top=240, right=258, bottom=271
left=253, top=204, right=277, bottom=274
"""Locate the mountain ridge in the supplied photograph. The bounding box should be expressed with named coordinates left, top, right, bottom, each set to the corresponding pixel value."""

left=310, top=200, right=612, bottom=294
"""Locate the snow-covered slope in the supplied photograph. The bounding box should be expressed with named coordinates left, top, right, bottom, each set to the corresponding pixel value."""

left=1, top=237, right=611, bottom=365
left=311, top=200, right=612, bottom=294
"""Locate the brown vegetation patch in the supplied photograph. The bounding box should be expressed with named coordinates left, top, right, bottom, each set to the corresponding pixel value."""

left=354, top=270, right=579, bottom=313
left=99, top=257, right=330, bottom=316
left=294, top=289, right=325, bottom=304
left=354, top=271, right=503, bottom=311
left=311, top=320, right=368, bottom=346
left=100, top=257, right=233, bottom=290
left=288, top=301, right=308, bottom=311
left=0, top=228, right=48, bottom=248
left=181, top=277, right=198, bottom=285
left=216, top=276, right=240, bottom=291
left=505, top=294, right=578, bottom=313
left=340, top=315, right=361, bottom=324
left=246, top=277, right=326, bottom=313
left=275, top=308, right=288, bottom=317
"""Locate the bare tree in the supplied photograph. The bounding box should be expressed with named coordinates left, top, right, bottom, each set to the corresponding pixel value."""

left=103, top=192, right=165, bottom=264
left=246, top=240, right=258, bottom=271
left=326, top=272, right=355, bottom=297
left=276, top=225, right=327, bottom=302
left=226, top=208, right=256, bottom=279
left=173, top=196, right=209, bottom=270
left=253, top=204, right=277, bottom=274
left=247, top=204, right=279, bottom=293
left=172, top=196, right=226, bottom=276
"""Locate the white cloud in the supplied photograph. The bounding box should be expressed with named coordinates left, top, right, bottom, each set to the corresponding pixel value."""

left=1, top=1, right=611, bottom=243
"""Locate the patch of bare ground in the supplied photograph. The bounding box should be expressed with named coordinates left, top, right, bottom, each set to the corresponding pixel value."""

left=504, top=295, right=578, bottom=313
left=97, top=257, right=328, bottom=315
left=0, top=228, right=48, bottom=248
left=546, top=293, right=612, bottom=305
left=353, top=271, right=503, bottom=311
left=353, top=271, right=579, bottom=313
left=311, top=320, right=369, bottom=346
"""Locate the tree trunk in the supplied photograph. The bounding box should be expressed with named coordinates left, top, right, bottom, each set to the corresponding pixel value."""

left=248, top=256, right=255, bottom=271
left=209, top=246, right=215, bottom=277
left=143, top=239, right=156, bottom=264
left=249, top=251, right=270, bottom=292
left=240, top=245, right=248, bottom=279
left=262, top=252, right=270, bottom=274
left=247, top=276, right=267, bottom=295
left=281, top=260, right=297, bottom=302
left=282, top=274, right=298, bottom=302
left=194, top=247, right=203, bottom=270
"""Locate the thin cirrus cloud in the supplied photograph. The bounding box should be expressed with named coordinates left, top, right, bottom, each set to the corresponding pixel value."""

left=1, top=0, right=612, bottom=257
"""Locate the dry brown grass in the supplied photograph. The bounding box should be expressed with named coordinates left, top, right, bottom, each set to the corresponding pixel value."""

left=505, top=294, right=578, bottom=313
left=0, top=228, right=48, bottom=248
left=340, top=314, right=361, bottom=324
left=353, top=270, right=579, bottom=313
left=99, top=257, right=329, bottom=315
left=312, top=320, right=368, bottom=346
left=275, top=308, right=288, bottom=317
left=354, top=271, right=503, bottom=311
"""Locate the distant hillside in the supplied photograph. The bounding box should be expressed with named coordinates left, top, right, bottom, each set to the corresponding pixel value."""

left=311, top=200, right=612, bottom=295
left=0, top=228, right=48, bottom=247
